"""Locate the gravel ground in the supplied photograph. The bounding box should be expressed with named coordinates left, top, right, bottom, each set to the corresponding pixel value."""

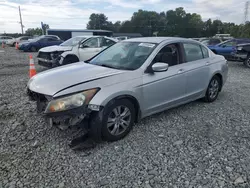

left=1, top=47, right=250, bottom=188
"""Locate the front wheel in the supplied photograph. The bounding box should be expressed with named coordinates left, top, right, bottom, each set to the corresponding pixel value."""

left=30, top=46, right=37, bottom=52
left=244, top=56, right=250, bottom=68
left=203, top=75, right=221, bottom=102
left=90, top=99, right=135, bottom=142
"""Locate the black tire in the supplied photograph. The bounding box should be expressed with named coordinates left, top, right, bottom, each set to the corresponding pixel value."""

left=203, top=75, right=221, bottom=102
left=244, top=56, right=250, bottom=68
left=12, top=42, right=16, bottom=47
left=30, top=46, right=37, bottom=52
left=62, top=55, right=79, bottom=65
left=89, top=99, right=135, bottom=142
left=212, top=50, right=217, bottom=54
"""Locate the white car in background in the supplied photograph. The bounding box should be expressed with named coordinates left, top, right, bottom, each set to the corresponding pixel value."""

left=37, top=36, right=118, bottom=68
left=0, top=36, right=14, bottom=44
left=6, top=36, right=33, bottom=46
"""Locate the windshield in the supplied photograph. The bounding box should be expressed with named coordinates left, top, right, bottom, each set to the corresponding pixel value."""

left=60, top=36, right=87, bottom=46
left=89, top=42, right=156, bottom=70
left=217, top=40, right=230, bottom=46
left=218, top=40, right=236, bottom=47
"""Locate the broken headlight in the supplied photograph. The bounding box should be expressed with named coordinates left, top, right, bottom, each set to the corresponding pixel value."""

left=50, top=51, right=64, bottom=60
left=45, top=88, right=99, bottom=113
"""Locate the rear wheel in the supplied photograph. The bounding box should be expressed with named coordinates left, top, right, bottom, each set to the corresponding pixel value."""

left=89, top=99, right=135, bottom=142
left=203, top=75, right=221, bottom=102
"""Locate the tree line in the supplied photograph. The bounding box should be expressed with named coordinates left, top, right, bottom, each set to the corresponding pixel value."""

left=87, top=7, right=250, bottom=38
left=4, top=7, right=249, bottom=38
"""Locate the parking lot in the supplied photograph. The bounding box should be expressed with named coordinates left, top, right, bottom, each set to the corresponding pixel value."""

left=1, top=46, right=250, bottom=187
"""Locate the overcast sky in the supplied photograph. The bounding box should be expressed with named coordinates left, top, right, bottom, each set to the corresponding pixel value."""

left=0, top=0, right=247, bottom=33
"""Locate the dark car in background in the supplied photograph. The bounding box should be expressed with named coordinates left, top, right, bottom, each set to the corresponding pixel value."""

left=232, top=43, right=250, bottom=68
left=208, top=38, right=250, bottom=60
left=18, top=35, right=63, bottom=52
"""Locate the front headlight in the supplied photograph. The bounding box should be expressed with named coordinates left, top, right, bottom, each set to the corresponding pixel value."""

left=50, top=52, right=63, bottom=59
left=237, top=46, right=243, bottom=50
left=45, top=88, right=99, bottom=113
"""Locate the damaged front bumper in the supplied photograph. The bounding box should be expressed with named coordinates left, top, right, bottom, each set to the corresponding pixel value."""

left=37, top=58, right=60, bottom=68
left=27, top=88, right=93, bottom=130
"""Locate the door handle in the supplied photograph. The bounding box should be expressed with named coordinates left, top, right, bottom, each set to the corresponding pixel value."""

left=205, top=61, right=210, bottom=65
left=178, top=69, right=184, bottom=74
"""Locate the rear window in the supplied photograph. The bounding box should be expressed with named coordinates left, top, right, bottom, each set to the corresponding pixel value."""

left=183, top=43, right=203, bottom=62
left=201, top=46, right=209, bottom=58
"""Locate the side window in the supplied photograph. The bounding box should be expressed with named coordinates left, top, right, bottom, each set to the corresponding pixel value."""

left=101, top=38, right=115, bottom=47
left=152, top=43, right=180, bottom=67
left=83, top=38, right=99, bottom=48
left=39, top=38, right=48, bottom=42
left=183, top=43, right=203, bottom=62
left=201, top=46, right=209, bottom=58
left=47, top=38, right=58, bottom=41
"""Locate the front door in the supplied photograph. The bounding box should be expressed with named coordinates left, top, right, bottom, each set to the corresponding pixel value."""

left=182, top=43, right=211, bottom=99
left=218, top=40, right=236, bottom=56
left=78, top=37, right=101, bottom=61
left=38, top=38, right=49, bottom=48
left=142, top=43, right=187, bottom=117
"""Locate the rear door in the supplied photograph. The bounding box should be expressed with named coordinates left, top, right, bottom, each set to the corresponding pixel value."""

left=181, top=43, right=211, bottom=99
left=78, top=37, right=101, bottom=61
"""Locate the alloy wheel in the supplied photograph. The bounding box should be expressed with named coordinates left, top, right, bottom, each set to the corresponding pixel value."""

left=246, top=58, right=250, bottom=68
left=208, top=79, right=219, bottom=100
left=107, top=105, right=131, bottom=136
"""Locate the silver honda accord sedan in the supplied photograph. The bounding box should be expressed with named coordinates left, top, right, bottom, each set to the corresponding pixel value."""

left=27, top=37, right=228, bottom=142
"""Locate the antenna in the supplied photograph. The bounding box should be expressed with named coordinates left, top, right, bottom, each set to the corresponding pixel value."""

left=19, top=6, right=24, bottom=34
left=244, top=1, right=249, bottom=24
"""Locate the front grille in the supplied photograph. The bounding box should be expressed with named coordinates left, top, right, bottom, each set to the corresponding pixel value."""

left=27, top=88, right=51, bottom=113
left=38, top=52, right=51, bottom=60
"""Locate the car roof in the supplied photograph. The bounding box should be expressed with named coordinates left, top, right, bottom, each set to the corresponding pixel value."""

left=124, top=37, right=195, bottom=44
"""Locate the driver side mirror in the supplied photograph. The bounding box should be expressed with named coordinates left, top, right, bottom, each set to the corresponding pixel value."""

left=151, top=62, right=169, bottom=72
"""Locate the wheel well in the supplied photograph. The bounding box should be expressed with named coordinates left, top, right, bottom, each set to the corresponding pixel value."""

left=214, top=73, right=223, bottom=91
left=65, top=54, right=79, bottom=62
left=114, top=95, right=141, bottom=123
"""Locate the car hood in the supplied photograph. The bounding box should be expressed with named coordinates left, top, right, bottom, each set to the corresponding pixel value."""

left=28, top=62, right=126, bottom=96
left=39, top=45, right=72, bottom=53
